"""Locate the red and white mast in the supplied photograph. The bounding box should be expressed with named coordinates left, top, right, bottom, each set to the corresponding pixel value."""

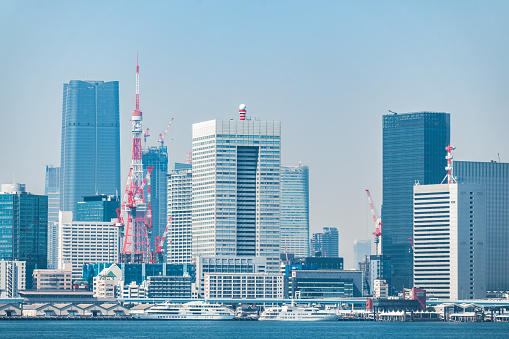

left=441, top=145, right=457, bottom=184
left=118, top=53, right=154, bottom=263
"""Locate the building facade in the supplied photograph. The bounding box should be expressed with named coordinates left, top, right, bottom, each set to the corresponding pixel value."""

left=455, top=161, right=509, bottom=292
left=60, top=80, right=121, bottom=217
left=0, top=260, right=25, bottom=298
left=382, top=112, right=450, bottom=292
left=353, top=239, right=371, bottom=269
left=58, top=211, right=119, bottom=281
left=33, top=265, right=72, bottom=290
left=192, top=117, right=281, bottom=271
left=76, top=195, right=119, bottom=222
left=167, top=163, right=192, bottom=264
left=288, top=270, right=363, bottom=298
left=413, top=183, right=486, bottom=300
left=45, top=165, right=60, bottom=224
left=0, top=183, right=47, bottom=289
left=143, top=145, right=168, bottom=255
left=310, top=227, right=339, bottom=257
left=205, top=273, right=285, bottom=299
left=145, top=275, right=192, bottom=298
left=280, top=164, right=309, bottom=257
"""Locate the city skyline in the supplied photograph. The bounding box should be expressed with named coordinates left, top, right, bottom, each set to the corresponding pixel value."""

left=2, top=1, right=509, bottom=267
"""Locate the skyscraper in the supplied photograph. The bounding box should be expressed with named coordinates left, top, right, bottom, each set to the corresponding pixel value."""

left=280, top=164, right=309, bottom=257
left=413, top=183, right=486, bottom=300
left=167, top=163, right=192, bottom=264
left=45, top=165, right=60, bottom=224
left=382, top=112, right=450, bottom=292
left=353, top=239, right=371, bottom=269
left=143, top=145, right=168, bottom=254
left=60, top=80, right=121, bottom=218
left=192, top=108, right=281, bottom=271
left=311, top=227, right=339, bottom=257
left=455, top=160, right=509, bottom=292
left=0, top=183, right=48, bottom=289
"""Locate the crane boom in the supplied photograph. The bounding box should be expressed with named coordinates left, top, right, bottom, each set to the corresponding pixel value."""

left=365, top=189, right=383, bottom=255
left=158, top=118, right=174, bottom=145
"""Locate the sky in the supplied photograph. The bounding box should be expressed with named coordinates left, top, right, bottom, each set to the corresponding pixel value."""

left=1, top=0, right=508, bottom=268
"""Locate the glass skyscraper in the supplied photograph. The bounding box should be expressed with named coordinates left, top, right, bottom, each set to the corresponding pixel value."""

left=311, top=227, right=339, bottom=257
left=455, top=160, right=509, bottom=292
left=382, top=112, right=450, bottom=293
left=60, top=80, right=121, bottom=218
left=192, top=119, right=281, bottom=272
left=0, top=183, right=48, bottom=289
left=280, top=164, right=309, bottom=257
left=143, top=145, right=168, bottom=253
left=45, top=165, right=60, bottom=224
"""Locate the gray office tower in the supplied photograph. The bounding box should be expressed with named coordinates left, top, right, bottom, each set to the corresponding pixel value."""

left=353, top=239, right=371, bottom=269
left=382, top=112, right=450, bottom=293
left=280, top=164, right=310, bottom=257
left=60, top=80, right=121, bottom=218
left=143, top=145, right=168, bottom=254
left=455, top=161, right=509, bottom=292
left=0, top=183, right=48, bottom=289
left=45, top=166, right=60, bottom=269
left=311, top=227, right=339, bottom=257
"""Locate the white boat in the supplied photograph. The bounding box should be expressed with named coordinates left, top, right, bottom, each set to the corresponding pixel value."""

left=137, top=301, right=235, bottom=320
left=259, top=304, right=339, bottom=321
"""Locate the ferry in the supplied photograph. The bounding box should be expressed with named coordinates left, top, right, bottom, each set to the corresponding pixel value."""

left=259, top=304, right=339, bottom=321
left=137, top=301, right=235, bottom=320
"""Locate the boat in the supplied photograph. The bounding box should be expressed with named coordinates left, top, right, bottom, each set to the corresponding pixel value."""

left=258, top=304, right=339, bottom=321
left=136, top=301, right=235, bottom=320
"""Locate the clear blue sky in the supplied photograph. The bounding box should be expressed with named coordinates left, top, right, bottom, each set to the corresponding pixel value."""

left=1, top=0, right=508, bottom=267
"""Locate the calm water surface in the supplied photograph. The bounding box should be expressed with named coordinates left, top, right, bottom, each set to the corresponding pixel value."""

left=1, top=320, right=508, bottom=339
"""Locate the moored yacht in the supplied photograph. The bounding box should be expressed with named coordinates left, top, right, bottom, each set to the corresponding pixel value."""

left=259, top=304, right=339, bottom=321
left=137, top=301, right=235, bottom=320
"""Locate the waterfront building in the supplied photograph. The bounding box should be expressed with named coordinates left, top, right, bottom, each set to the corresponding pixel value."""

left=60, top=80, right=121, bottom=217
left=58, top=211, right=119, bottom=281
left=413, top=183, right=486, bottom=300
left=145, top=275, right=192, bottom=298
left=454, top=160, right=509, bottom=292
left=33, top=264, right=72, bottom=290
left=382, top=111, right=450, bottom=292
left=310, top=227, right=339, bottom=257
left=93, top=264, right=122, bottom=299
left=0, top=260, right=25, bottom=298
left=353, top=239, right=371, bottom=269
left=205, top=273, right=285, bottom=299
left=280, top=164, right=309, bottom=257
left=192, top=114, right=281, bottom=272
left=288, top=270, right=363, bottom=298
left=119, top=281, right=146, bottom=299
left=373, top=279, right=389, bottom=298
left=143, top=145, right=168, bottom=255
left=369, top=255, right=392, bottom=296
left=194, top=256, right=266, bottom=297
left=76, top=195, right=119, bottom=222
left=0, top=183, right=47, bottom=289
left=167, top=163, right=192, bottom=264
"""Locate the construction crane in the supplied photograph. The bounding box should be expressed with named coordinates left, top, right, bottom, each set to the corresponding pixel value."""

left=155, top=216, right=172, bottom=263
left=365, top=189, right=383, bottom=255
left=143, top=128, right=150, bottom=146
left=158, top=118, right=174, bottom=146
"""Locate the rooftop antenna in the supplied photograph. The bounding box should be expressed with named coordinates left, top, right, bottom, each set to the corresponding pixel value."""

left=239, top=104, right=246, bottom=120
left=498, top=153, right=501, bottom=162
left=441, top=145, right=457, bottom=184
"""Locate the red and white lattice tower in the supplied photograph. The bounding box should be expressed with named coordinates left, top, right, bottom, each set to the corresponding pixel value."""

left=441, top=145, right=457, bottom=184
left=239, top=104, right=246, bottom=120
left=117, top=53, right=154, bottom=263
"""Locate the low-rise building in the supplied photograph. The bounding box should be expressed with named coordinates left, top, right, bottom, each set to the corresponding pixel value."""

left=0, top=260, right=25, bottom=298
left=205, top=273, right=285, bottom=299
left=373, top=279, right=389, bottom=298
left=288, top=270, right=363, bottom=298
left=33, top=264, right=72, bottom=290
left=93, top=264, right=122, bottom=299
left=145, top=275, right=192, bottom=298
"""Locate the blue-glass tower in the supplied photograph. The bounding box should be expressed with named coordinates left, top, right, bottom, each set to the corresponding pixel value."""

left=382, top=112, right=450, bottom=293
left=60, top=80, right=121, bottom=218
left=280, top=164, right=309, bottom=257
left=45, top=165, right=60, bottom=224
left=455, top=160, right=509, bottom=292
left=0, top=183, right=48, bottom=289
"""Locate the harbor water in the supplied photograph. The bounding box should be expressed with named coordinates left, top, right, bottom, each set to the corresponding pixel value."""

left=1, top=320, right=509, bottom=339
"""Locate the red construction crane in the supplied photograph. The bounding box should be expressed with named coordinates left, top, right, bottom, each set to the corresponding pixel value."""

left=365, top=189, right=383, bottom=255
left=155, top=216, right=172, bottom=254
left=143, top=128, right=150, bottom=145
left=158, top=118, right=174, bottom=146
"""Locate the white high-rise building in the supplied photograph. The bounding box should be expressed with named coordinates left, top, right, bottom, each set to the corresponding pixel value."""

left=167, top=163, right=193, bottom=264
left=280, top=164, right=309, bottom=257
left=413, top=183, right=486, bottom=300
left=47, top=221, right=59, bottom=269
left=0, top=260, right=25, bottom=298
left=58, top=211, right=120, bottom=280
left=192, top=109, right=281, bottom=271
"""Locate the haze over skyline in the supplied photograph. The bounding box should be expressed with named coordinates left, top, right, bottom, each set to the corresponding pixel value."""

left=1, top=0, right=508, bottom=267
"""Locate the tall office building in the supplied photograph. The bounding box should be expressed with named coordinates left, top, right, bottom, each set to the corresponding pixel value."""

left=413, top=183, right=486, bottom=300
left=143, top=145, right=168, bottom=253
left=192, top=111, right=281, bottom=271
left=0, top=183, right=48, bottom=289
left=60, top=80, right=121, bottom=218
left=167, top=163, right=192, bottom=264
left=455, top=161, right=509, bottom=292
left=382, top=112, right=450, bottom=292
left=311, top=227, right=339, bottom=257
left=353, top=239, right=371, bottom=269
left=76, top=195, right=119, bottom=222
left=280, top=164, right=309, bottom=257
left=45, top=166, right=60, bottom=223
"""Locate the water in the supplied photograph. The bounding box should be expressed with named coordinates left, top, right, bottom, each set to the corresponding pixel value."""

left=1, top=321, right=508, bottom=339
